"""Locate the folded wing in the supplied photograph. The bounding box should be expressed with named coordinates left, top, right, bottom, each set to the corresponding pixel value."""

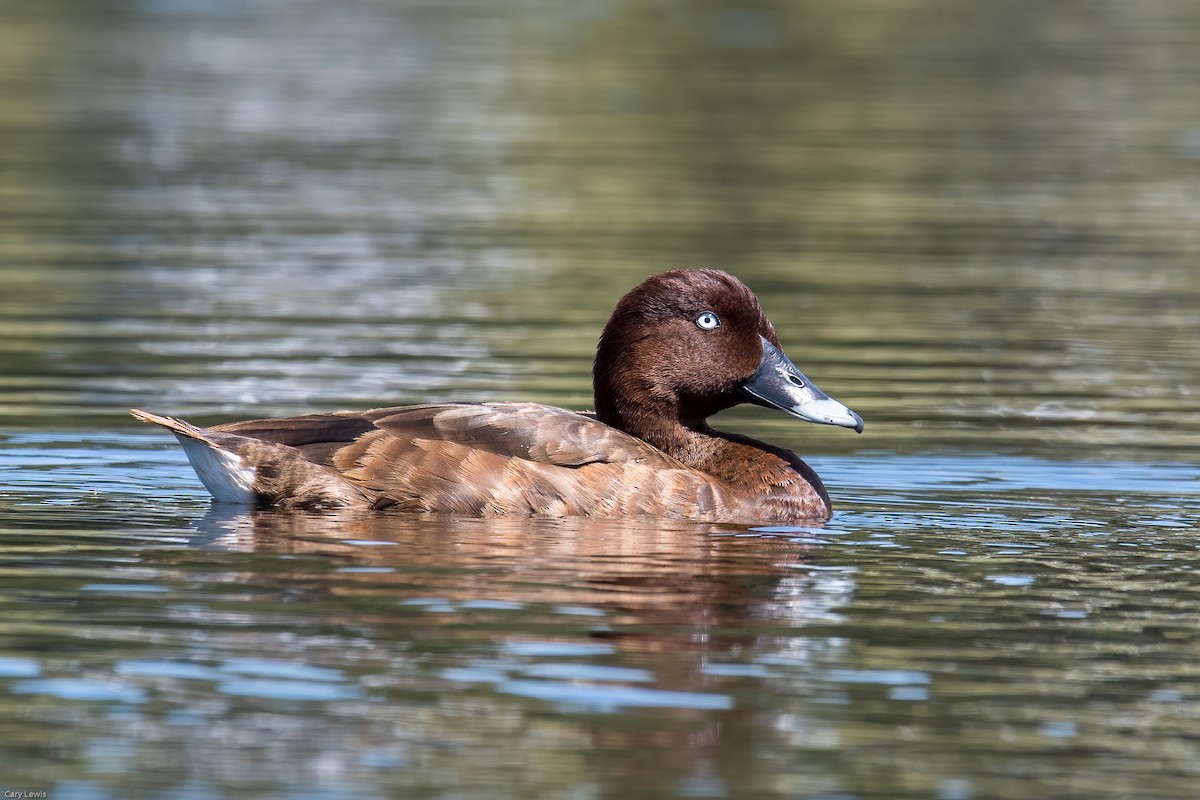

left=212, top=402, right=719, bottom=517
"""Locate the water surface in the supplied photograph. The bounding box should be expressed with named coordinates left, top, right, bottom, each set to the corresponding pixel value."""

left=1, top=1, right=1199, bottom=798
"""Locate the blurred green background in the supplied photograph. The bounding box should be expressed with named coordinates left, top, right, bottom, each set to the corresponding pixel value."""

left=1, top=0, right=1197, bottom=460
left=2, top=4, right=1200, bottom=799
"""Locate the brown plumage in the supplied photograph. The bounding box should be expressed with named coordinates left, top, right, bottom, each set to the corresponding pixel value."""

left=132, top=269, right=863, bottom=522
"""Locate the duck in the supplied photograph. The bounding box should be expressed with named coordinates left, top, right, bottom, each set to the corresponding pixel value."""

left=132, top=269, right=863, bottom=522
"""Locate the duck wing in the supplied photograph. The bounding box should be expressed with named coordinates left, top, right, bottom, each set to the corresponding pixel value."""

left=209, top=402, right=678, bottom=467
left=323, top=402, right=698, bottom=515
left=356, top=402, right=681, bottom=466
left=160, top=402, right=704, bottom=516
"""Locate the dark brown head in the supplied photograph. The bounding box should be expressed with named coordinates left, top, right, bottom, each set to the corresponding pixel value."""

left=593, top=269, right=862, bottom=442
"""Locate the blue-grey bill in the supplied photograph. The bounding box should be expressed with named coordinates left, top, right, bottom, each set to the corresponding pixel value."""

left=739, top=337, right=864, bottom=433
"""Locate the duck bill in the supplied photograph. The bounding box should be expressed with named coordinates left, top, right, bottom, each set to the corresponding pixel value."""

left=739, top=337, right=864, bottom=433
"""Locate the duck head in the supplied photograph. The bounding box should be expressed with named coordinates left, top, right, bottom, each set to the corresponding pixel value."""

left=593, top=269, right=863, bottom=440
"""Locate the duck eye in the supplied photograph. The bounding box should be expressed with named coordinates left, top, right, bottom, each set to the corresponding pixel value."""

left=694, top=311, right=721, bottom=331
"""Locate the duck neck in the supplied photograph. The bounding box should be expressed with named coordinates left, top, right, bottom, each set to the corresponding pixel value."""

left=595, top=394, right=719, bottom=469
left=593, top=332, right=728, bottom=468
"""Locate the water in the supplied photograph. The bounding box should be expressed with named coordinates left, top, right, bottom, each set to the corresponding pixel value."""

left=2, top=0, right=1200, bottom=797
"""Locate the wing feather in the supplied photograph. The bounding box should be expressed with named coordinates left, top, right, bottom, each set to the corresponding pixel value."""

left=172, top=402, right=728, bottom=517
left=362, top=403, right=684, bottom=468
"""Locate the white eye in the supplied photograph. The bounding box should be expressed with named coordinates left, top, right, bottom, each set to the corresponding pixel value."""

left=695, top=311, right=721, bottom=331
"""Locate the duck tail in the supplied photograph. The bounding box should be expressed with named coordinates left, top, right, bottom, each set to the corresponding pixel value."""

left=130, top=409, right=216, bottom=444
left=130, top=409, right=257, bottom=504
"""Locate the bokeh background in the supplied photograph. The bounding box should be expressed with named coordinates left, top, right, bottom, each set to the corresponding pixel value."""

left=2, top=2, right=1200, bottom=798
left=2, top=0, right=1197, bottom=456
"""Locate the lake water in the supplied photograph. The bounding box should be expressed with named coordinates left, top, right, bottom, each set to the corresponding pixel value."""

left=2, top=1, right=1199, bottom=798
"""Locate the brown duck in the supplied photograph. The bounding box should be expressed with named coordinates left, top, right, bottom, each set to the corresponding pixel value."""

left=132, top=269, right=863, bottom=522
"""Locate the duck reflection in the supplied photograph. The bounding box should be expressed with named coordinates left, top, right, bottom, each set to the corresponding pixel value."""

left=181, top=507, right=852, bottom=796
left=189, top=506, right=849, bottom=637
